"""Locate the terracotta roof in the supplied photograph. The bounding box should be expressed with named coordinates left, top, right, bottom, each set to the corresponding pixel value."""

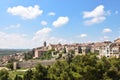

left=110, top=43, right=120, bottom=49
left=114, top=38, right=120, bottom=43
left=92, top=42, right=111, bottom=48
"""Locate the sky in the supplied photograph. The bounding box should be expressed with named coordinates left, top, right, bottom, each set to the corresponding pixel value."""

left=0, top=0, right=120, bottom=49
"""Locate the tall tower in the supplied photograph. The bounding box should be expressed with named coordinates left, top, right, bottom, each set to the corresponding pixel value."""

left=44, top=41, right=47, bottom=47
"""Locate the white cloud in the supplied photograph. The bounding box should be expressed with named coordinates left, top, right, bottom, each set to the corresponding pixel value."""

left=32, top=27, right=70, bottom=47
left=48, top=12, right=56, bottom=16
left=0, top=27, right=71, bottom=48
left=48, top=37, right=68, bottom=44
left=84, top=17, right=106, bottom=25
left=83, top=5, right=110, bottom=25
left=7, top=5, right=43, bottom=19
left=78, top=34, right=87, bottom=38
left=32, top=27, right=67, bottom=43
left=103, top=36, right=109, bottom=39
left=52, top=16, right=69, bottom=27
left=102, top=36, right=109, bottom=41
left=100, top=36, right=110, bottom=41
left=0, top=32, right=30, bottom=48
left=41, top=21, right=47, bottom=26
left=5, top=24, right=21, bottom=30
left=103, top=28, right=112, bottom=33
left=32, top=27, right=52, bottom=42
left=35, top=27, right=52, bottom=35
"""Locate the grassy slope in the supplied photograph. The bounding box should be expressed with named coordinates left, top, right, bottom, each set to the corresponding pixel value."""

left=9, top=68, right=35, bottom=79
left=9, top=70, right=25, bottom=80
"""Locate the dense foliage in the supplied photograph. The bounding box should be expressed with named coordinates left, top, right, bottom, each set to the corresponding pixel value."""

left=14, top=75, right=22, bottom=80
left=24, top=50, right=34, bottom=60
left=6, top=63, right=13, bottom=70
left=40, top=50, right=53, bottom=60
left=0, top=69, right=9, bottom=80
left=1, top=53, right=120, bottom=80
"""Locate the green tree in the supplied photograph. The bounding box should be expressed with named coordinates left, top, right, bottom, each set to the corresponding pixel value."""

left=48, top=61, right=70, bottom=80
left=6, top=63, right=13, bottom=70
left=0, top=69, right=9, bottom=80
left=24, top=50, right=34, bottom=60
left=66, top=53, right=74, bottom=64
left=13, top=53, right=120, bottom=80
left=23, top=69, right=33, bottom=80
left=40, top=50, right=53, bottom=60
left=62, top=47, right=66, bottom=53
left=69, top=50, right=75, bottom=54
left=33, top=64, right=48, bottom=80
left=107, top=68, right=120, bottom=80
left=14, top=75, right=22, bottom=80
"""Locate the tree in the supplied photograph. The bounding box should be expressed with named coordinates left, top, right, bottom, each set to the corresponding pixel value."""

left=40, top=50, right=53, bottom=60
left=14, top=75, right=22, bottom=80
left=62, top=47, right=66, bottom=53
left=0, top=69, right=9, bottom=80
left=6, top=63, right=13, bottom=70
left=13, top=53, right=120, bottom=80
left=23, top=69, right=33, bottom=80
left=69, top=50, right=75, bottom=54
left=32, top=64, right=48, bottom=80
left=106, top=68, right=120, bottom=80
left=48, top=61, right=70, bottom=80
left=66, top=53, right=74, bottom=64
left=24, top=50, right=34, bottom=60
left=69, top=71, right=83, bottom=80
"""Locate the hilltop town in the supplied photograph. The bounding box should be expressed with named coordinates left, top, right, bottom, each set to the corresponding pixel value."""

left=0, top=38, right=120, bottom=80
left=34, top=38, right=120, bottom=59
left=0, top=38, right=120, bottom=69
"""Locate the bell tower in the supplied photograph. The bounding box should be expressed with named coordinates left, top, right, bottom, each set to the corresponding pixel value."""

left=43, top=41, right=47, bottom=47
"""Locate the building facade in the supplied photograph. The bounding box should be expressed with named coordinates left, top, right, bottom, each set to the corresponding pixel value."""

left=33, top=38, right=120, bottom=58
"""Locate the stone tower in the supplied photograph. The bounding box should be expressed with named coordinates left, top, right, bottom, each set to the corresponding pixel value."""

left=13, top=62, right=18, bottom=70
left=44, top=41, right=47, bottom=47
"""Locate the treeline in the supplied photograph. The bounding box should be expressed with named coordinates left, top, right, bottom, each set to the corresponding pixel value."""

left=1, top=53, right=120, bottom=80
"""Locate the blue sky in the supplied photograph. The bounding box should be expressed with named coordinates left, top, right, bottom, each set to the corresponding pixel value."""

left=0, top=0, right=120, bottom=48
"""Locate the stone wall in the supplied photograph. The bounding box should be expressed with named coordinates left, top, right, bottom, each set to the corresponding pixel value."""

left=14, top=60, right=55, bottom=69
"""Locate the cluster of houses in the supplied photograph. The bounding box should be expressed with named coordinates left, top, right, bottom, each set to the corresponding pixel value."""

left=0, top=53, right=24, bottom=66
left=33, top=38, right=120, bottom=58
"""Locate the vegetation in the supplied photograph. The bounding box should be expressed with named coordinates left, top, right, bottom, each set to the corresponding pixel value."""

left=40, top=50, right=53, bottom=60
left=0, top=69, right=10, bottom=80
left=1, top=53, right=120, bottom=80
left=14, top=75, right=22, bottom=80
left=32, top=64, right=48, bottom=80
left=23, top=69, right=33, bottom=80
left=9, top=70, right=25, bottom=80
left=24, top=50, right=34, bottom=60
left=6, top=63, right=13, bottom=70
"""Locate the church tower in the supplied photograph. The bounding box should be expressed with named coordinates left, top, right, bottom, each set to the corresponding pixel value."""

left=44, top=41, right=47, bottom=47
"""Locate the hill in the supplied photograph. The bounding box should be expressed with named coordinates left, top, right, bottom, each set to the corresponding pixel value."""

left=0, top=49, right=30, bottom=56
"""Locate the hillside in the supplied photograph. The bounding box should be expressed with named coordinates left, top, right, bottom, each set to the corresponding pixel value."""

left=0, top=49, right=30, bottom=56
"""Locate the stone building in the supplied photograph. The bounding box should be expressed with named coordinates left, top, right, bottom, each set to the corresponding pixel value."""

left=13, top=62, right=18, bottom=70
left=109, top=38, right=120, bottom=58
left=48, top=43, right=63, bottom=51
left=33, top=38, right=120, bottom=59
left=33, top=41, right=48, bottom=58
